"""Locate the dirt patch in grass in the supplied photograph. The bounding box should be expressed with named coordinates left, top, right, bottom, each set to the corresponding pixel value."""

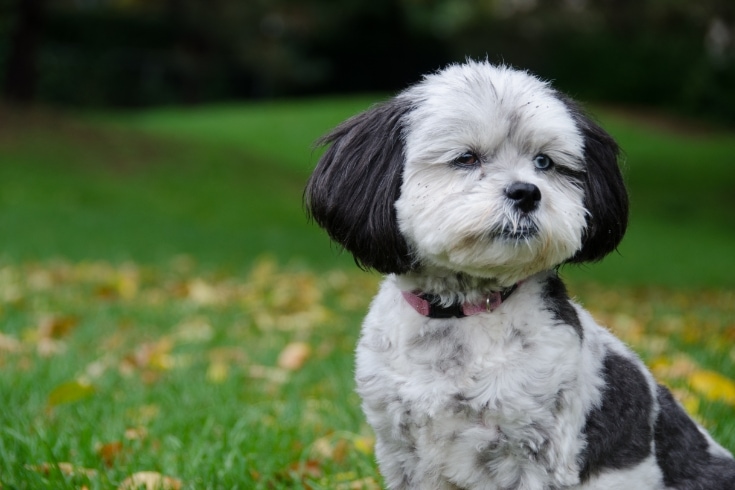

left=0, top=103, right=175, bottom=173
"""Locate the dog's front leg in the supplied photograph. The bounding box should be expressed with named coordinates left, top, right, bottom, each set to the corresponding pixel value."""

left=374, top=438, right=459, bottom=490
left=372, top=425, right=465, bottom=490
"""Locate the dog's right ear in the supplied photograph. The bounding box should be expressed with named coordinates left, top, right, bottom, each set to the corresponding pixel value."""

left=305, top=98, right=415, bottom=274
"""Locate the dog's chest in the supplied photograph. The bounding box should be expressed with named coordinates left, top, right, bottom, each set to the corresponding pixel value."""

left=357, top=293, right=585, bottom=488
left=373, top=308, right=579, bottom=414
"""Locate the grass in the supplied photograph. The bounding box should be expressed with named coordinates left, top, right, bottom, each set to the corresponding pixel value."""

left=0, top=259, right=380, bottom=489
left=0, top=103, right=354, bottom=271
left=0, top=97, right=734, bottom=488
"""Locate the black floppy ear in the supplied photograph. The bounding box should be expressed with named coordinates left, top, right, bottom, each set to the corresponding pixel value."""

left=563, top=98, right=629, bottom=263
left=304, top=98, right=415, bottom=274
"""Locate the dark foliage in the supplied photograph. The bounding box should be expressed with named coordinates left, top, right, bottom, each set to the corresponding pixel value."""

left=0, top=0, right=733, bottom=122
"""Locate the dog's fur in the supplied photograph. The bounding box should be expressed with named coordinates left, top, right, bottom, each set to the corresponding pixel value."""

left=305, top=61, right=735, bottom=489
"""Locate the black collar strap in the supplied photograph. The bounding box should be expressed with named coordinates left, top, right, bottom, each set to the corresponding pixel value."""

left=401, top=283, right=519, bottom=319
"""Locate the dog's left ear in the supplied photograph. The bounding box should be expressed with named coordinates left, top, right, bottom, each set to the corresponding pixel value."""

left=305, top=98, right=415, bottom=274
left=563, top=98, right=629, bottom=263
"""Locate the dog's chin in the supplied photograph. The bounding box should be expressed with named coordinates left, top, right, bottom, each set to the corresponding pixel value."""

left=417, top=222, right=584, bottom=285
left=496, top=223, right=539, bottom=242
left=419, top=238, right=556, bottom=286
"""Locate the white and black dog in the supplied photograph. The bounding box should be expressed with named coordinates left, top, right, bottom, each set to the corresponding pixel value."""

left=305, top=61, right=735, bottom=489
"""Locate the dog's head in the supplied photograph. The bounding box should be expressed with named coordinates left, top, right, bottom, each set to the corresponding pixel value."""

left=305, top=61, right=628, bottom=285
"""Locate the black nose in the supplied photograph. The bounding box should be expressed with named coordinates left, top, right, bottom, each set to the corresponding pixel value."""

left=505, top=182, right=541, bottom=213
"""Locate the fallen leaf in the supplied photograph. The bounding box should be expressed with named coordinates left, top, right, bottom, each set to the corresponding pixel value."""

left=26, top=462, right=97, bottom=478
left=671, top=388, right=701, bottom=417
left=287, top=459, right=322, bottom=480
left=124, top=427, right=149, bottom=441
left=97, top=441, right=124, bottom=467
left=0, top=333, right=21, bottom=353
left=47, top=380, right=96, bottom=407
left=277, top=342, right=311, bottom=371
left=116, top=266, right=140, bottom=299
left=186, top=278, right=220, bottom=305
left=353, top=436, right=375, bottom=455
left=36, top=337, right=66, bottom=357
left=38, top=315, right=79, bottom=339
left=650, top=355, right=699, bottom=381
left=206, top=360, right=229, bottom=384
left=332, top=438, right=349, bottom=463
left=248, top=365, right=289, bottom=384
left=121, top=338, right=175, bottom=376
left=312, top=436, right=333, bottom=459
left=608, top=313, right=644, bottom=344
left=335, top=476, right=381, bottom=490
left=688, top=370, right=735, bottom=405
left=118, top=471, right=181, bottom=490
left=311, top=435, right=349, bottom=463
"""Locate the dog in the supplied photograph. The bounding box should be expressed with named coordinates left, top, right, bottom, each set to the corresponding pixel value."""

left=305, top=60, right=735, bottom=489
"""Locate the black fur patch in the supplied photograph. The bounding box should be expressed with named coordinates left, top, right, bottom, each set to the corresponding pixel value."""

left=542, top=275, right=583, bottom=339
left=578, top=352, right=653, bottom=481
left=305, top=98, right=414, bottom=274
left=655, top=385, right=735, bottom=488
left=560, top=96, right=629, bottom=264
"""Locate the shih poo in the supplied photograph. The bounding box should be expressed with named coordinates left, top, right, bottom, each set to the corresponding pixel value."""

left=305, top=61, right=735, bottom=489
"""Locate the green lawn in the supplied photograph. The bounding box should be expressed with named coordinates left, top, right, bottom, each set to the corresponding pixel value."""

left=0, top=98, right=734, bottom=488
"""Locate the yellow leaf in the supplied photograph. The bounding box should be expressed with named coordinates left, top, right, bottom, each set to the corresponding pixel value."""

left=116, top=266, right=139, bottom=299
left=47, top=380, right=95, bottom=407
left=650, top=355, right=698, bottom=381
left=353, top=436, right=375, bottom=455
left=671, top=388, right=701, bottom=417
left=683, top=395, right=701, bottom=416
left=206, top=361, right=229, bottom=384
left=688, top=370, right=735, bottom=405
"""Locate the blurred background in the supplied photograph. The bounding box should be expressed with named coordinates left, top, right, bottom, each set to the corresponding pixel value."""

left=2, top=0, right=735, bottom=120
left=0, top=0, right=734, bottom=284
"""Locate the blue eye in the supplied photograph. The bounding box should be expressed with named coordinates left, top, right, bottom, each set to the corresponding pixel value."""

left=533, top=154, right=553, bottom=170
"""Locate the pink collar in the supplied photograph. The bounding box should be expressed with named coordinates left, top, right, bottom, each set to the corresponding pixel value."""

left=401, top=283, right=519, bottom=318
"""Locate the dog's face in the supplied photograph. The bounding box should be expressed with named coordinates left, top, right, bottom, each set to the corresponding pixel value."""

left=396, top=64, right=589, bottom=282
left=306, top=62, right=628, bottom=284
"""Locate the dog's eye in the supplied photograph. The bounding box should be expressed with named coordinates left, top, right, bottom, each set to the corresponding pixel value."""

left=454, top=151, right=480, bottom=167
left=533, top=154, right=554, bottom=171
